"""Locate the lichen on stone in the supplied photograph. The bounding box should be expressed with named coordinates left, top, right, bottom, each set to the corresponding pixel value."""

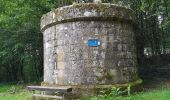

left=40, top=3, right=135, bottom=32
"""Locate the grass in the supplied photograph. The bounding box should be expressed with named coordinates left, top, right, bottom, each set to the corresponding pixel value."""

left=0, top=92, right=30, bottom=100
left=0, top=83, right=31, bottom=100
left=118, top=88, right=170, bottom=100
left=0, top=84, right=11, bottom=93
left=0, top=83, right=170, bottom=100
left=90, top=88, right=170, bottom=100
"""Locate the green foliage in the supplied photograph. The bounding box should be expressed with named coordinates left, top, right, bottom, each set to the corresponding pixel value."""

left=90, top=85, right=132, bottom=100
left=0, top=84, right=170, bottom=100
left=0, top=84, right=31, bottom=100
left=0, top=0, right=52, bottom=82
left=0, top=84, right=12, bottom=93
left=0, top=0, right=170, bottom=83
left=90, top=86, right=170, bottom=100
left=7, top=85, right=24, bottom=94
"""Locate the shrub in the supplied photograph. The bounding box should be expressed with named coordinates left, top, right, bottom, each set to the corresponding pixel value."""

left=90, top=85, right=131, bottom=100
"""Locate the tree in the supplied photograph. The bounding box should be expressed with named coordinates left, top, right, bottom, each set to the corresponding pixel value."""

left=0, top=0, right=52, bottom=82
left=0, top=0, right=170, bottom=83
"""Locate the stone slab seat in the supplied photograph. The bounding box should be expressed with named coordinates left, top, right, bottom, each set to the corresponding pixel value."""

left=27, top=86, right=72, bottom=100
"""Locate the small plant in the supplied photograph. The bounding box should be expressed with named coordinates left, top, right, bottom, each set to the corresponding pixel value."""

left=7, top=86, right=17, bottom=94
left=127, top=84, right=131, bottom=96
left=7, top=85, right=24, bottom=94
left=90, top=85, right=132, bottom=100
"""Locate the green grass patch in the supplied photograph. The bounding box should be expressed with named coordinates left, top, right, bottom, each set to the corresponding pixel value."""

left=0, top=92, right=31, bottom=100
left=126, top=88, right=170, bottom=100
left=0, top=83, right=31, bottom=100
left=0, top=83, right=170, bottom=100
left=0, top=84, right=12, bottom=93
left=90, top=88, right=170, bottom=100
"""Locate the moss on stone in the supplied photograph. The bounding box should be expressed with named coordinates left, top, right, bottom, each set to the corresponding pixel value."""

left=41, top=78, right=142, bottom=88
left=40, top=3, right=135, bottom=32
left=105, top=72, right=113, bottom=80
left=41, top=79, right=142, bottom=99
left=96, top=76, right=103, bottom=81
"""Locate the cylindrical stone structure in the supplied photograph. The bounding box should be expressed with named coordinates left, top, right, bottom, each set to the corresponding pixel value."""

left=41, top=3, right=141, bottom=98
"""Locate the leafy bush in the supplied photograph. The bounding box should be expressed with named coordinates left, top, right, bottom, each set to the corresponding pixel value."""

left=90, top=85, right=131, bottom=100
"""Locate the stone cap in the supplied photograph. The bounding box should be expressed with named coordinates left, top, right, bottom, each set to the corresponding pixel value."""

left=41, top=3, right=135, bottom=32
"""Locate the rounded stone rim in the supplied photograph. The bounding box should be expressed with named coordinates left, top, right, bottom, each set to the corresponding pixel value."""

left=41, top=3, right=136, bottom=32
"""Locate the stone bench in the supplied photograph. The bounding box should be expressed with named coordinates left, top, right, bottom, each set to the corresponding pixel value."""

left=27, top=86, right=72, bottom=100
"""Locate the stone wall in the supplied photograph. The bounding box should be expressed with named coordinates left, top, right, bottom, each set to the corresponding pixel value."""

left=41, top=3, right=141, bottom=98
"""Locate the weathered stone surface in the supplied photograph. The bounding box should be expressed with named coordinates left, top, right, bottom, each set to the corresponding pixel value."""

left=43, top=20, right=138, bottom=84
left=42, top=3, right=140, bottom=98
left=41, top=3, right=135, bottom=32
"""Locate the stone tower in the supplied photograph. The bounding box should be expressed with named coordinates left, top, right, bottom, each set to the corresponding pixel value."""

left=41, top=3, right=141, bottom=98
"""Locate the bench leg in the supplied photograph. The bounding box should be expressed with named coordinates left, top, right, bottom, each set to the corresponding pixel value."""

left=32, top=90, right=35, bottom=100
left=32, top=96, right=35, bottom=100
left=62, top=94, right=65, bottom=100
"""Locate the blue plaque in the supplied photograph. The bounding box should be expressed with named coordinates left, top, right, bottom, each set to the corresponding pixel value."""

left=87, top=39, right=101, bottom=47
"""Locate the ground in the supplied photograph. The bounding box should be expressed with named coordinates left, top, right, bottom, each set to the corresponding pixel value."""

left=0, top=84, right=31, bottom=100
left=0, top=76, right=170, bottom=100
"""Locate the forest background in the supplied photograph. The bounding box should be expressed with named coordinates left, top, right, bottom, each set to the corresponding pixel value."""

left=0, top=0, right=170, bottom=83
